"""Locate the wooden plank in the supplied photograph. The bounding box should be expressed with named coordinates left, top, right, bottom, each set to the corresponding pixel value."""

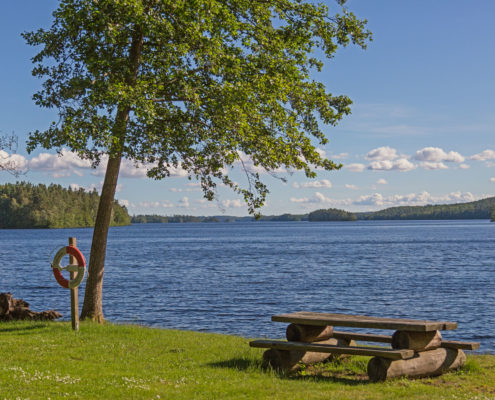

left=332, top=331, right=479, bottom=350
left=272, top=312, right=457, bottom=332
left=332, top=330, right=393, bottom=343
left=441, top=340, right=480, bottom=350
left=249, top=340, right=415, bottom=360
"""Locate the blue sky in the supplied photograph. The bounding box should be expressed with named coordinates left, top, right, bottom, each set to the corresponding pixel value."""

left=1, top=1, right=494, bottom=216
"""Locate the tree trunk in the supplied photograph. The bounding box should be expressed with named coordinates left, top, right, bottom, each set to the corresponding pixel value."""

left=79, top=27, right=144, bottom=322
left=80, top=155, right=122, bottom=321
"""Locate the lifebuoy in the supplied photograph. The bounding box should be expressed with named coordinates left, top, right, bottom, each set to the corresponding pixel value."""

left=52, top=245, right=86, bottom=289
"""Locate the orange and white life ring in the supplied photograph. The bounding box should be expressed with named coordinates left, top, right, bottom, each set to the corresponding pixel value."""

left=51, top=245, right=86, bottom=289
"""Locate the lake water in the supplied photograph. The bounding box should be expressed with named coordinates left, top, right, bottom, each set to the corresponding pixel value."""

left=1, top=220, right=494, bottom=352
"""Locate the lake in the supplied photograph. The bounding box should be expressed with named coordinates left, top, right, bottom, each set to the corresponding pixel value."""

left=1, top=220, right=493, bottom=352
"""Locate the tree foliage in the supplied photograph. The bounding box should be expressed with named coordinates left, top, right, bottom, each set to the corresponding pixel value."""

left=23, top=0, right=370, bottom=213
left=0, top=182, right=130, bottom=229
left=357, top=197, right=495, bottom=220
left=308, top=207, right=356, bottom=221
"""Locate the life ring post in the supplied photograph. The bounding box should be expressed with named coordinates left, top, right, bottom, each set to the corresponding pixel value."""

left=69, top=237, right=79, bottom=331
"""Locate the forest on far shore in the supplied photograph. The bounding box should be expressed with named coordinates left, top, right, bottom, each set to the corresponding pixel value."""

left=0, top=182, right=130, bottom=229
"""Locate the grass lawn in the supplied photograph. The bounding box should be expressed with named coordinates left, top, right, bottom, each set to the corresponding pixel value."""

left=0, top=321, right=494, bottom=399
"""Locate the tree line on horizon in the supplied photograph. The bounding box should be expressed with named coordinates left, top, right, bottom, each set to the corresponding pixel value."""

left=0, top=182, right=130, bottom=229
left=131, top=197, right=495, bottom=223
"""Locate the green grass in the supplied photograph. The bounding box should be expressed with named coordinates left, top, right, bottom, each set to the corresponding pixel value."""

left=0, top=321, right=494, bottom=399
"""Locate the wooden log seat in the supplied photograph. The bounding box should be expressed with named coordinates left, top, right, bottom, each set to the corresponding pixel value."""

left=368, top=348, right=466, bottom=382
left=250, top=340, right=415, bottom=360
left=330, top=330, right=480, bottom=351
left=260, top=338, right=355, bottom=371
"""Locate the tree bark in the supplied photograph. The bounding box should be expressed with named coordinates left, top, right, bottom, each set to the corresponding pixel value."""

left=80, top=155, right=122, bottom=322
left=80, top=28, right=144, bottom=322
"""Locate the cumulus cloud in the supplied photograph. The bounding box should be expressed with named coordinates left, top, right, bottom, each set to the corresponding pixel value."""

left=376, top=178, right=388, bottom=185
left=352, top=191, right=481, bottom=208
left=345, top=184, right=358, bottom=190
left=221, top=199, right=243, bottom=208
left=365, top=146, right=399, bottom=161
left=119, top=199, right=130, bottom=207
left=420, top=161, right=448, bottom=170
left=178, top=197, right=190, bottom=208
left=289, top=192, right=351, bottom=208
left=0, top=150, right=29, bottom=173
left=414, top=147, right=464, bottom=163
left=332, top=152, right=349, bottom=160
left=368, top=158, right=416, bottom=172
left=293, top=179, right=332, bottom=189
left=92, top=157, right=188, bottom=179
left=26, top=149, right=189, bottom=179
left=27, top=150, right=91, bottom=177
left=459, top=164, right=470, bottom=169
left=490, top=177, right=495, bottom=183
left=470, top=149, right=495, bottom=161
left=236, top=151, right=286, bottom=174
left=346, top=163, right=366, bottom=172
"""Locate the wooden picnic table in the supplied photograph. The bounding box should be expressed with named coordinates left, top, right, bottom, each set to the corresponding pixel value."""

left=249, top=311, right=480, bottom=381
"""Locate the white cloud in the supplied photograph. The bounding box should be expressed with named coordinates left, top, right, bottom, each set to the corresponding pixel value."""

left=92, top=156, right=188, bottom=178
left=368, top=158, right=417, bottom=172
left=490, top=177, right=495, bottom=183
left=178, top=197, right=190, bottom=208
left=27, top=150, right=91, bottom=177
left=0, top=151, right=29, bottom=173
left=459, top=164, right=470, bottom=169
left=332, top=152, right=349, bottom=160
left=315, top=148, right=327, bottom=158
left=236, top=151, right=286, bottom=174
left=352, top=191, right=482, bottom=208
left=138, top=201, right=161, bottom=208
left=221, top=199, right=243, bottom=208
left=470, top=149, right=495, bottom=161
left=345, top=184, right=358, bottom=190
left=293, top=179, right=332, bottom=189
left=346, top=163, right=366, bottom=172
left=414, top=147, right=464, bottom=163
left=420, top=161, right=448, bottom=170
left=119, top=199, right=130, bottom=207
left=169, top=188, right=183, bottom=192
left=365, top=146, right=399, bottom=161
left=376, top=178, right=388, bottom=185
left=289, top=192, right=352, bottom=208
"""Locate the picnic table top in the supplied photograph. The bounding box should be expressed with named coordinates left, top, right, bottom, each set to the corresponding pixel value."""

left=272, top=311, right=458, bottom=332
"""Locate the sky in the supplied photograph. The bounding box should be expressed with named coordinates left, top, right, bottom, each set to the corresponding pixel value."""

left=1, top=1, right=494, bottom=216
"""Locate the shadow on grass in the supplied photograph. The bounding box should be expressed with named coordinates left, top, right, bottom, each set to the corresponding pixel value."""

left=207, top=357, right=260, bottom=371
left=207, top=357, right=370, bottom=386
left=0, top=323, right=50, bottom=334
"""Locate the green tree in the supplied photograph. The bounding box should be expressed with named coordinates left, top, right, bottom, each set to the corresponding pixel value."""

left=23, top=0, right=371, bottom=321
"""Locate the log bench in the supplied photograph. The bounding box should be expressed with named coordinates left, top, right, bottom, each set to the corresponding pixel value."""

left=249, top=311, right=480, bottom=381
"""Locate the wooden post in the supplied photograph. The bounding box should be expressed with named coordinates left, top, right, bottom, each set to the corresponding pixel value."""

left=69, top=237, right=79, bottom=331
